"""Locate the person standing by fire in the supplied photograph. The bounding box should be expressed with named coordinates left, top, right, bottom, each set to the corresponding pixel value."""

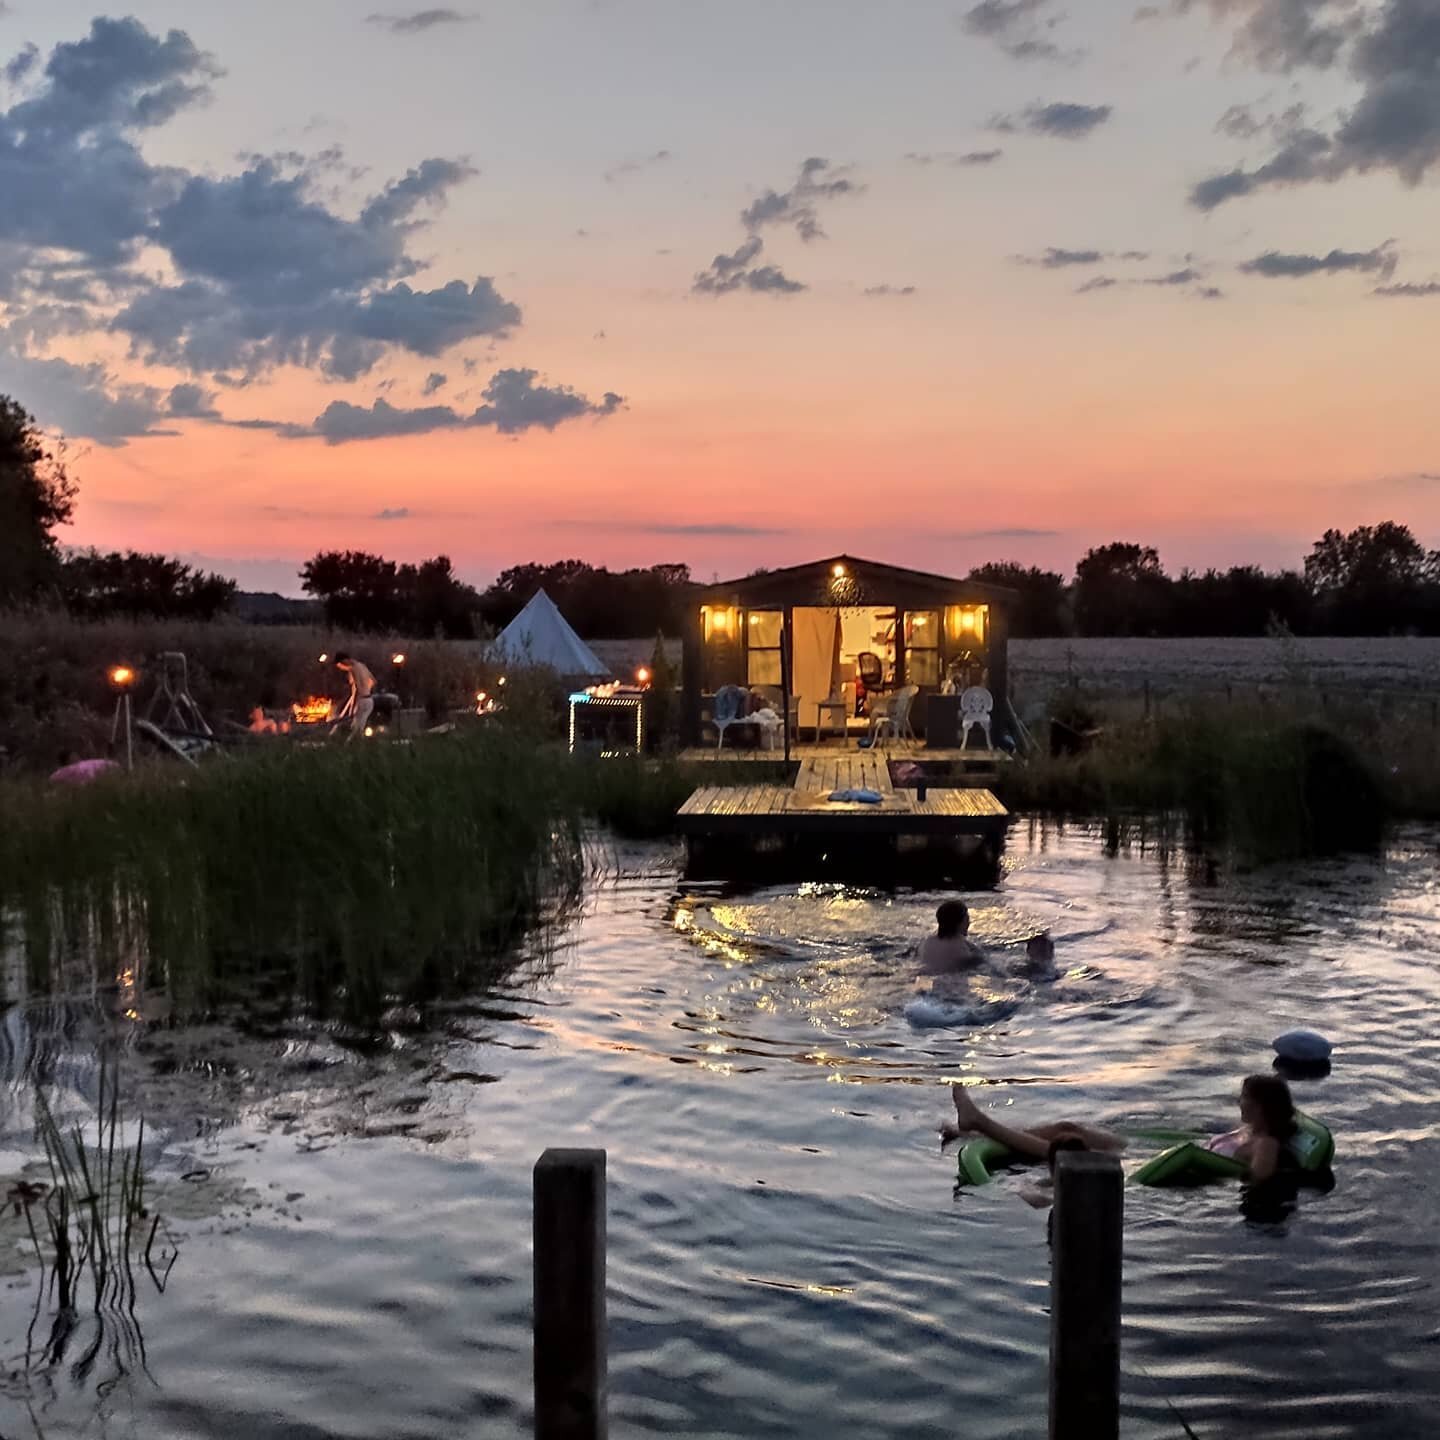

left=333, top=653, right=376, bottom=741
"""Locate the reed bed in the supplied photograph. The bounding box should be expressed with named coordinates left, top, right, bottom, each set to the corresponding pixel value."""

left=999, top=702, right=1389, bottom=860
left=0, top=733, right=586, bottom=1024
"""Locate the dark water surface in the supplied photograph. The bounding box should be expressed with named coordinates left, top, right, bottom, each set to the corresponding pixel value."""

left=3, top=820, right=1439, bottom=1438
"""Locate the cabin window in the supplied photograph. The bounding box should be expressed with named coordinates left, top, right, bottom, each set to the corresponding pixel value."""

left=945, top=604, right=988, bottom=646
left=904, top=611, right=940, bottom=686
left=746, top=610, right=783, bottom=686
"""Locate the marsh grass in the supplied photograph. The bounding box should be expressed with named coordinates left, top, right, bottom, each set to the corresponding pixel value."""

left=1000, top=700, right=1389, bottom=860
left=0, top=732, right=585, bottom=1024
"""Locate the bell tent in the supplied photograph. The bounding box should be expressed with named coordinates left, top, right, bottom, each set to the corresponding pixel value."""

left=495, top=589, right=610, bottom=679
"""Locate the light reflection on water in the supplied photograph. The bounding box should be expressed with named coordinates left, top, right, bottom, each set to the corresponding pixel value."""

left=2, top=820, right=1440, bottom=1438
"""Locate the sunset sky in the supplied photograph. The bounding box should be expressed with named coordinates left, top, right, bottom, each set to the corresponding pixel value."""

left=3, top=1, right=1439, bottom=593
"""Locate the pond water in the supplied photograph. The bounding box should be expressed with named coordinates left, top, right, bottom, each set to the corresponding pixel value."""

left=3, top=820, right=1440, bottom=1439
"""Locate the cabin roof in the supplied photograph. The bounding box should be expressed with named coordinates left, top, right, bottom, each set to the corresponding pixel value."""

left=693, top=553, right=1017, bottom=605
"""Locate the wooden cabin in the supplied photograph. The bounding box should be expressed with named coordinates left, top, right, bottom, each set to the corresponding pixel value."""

left=680, top=554, right=1015, bottom=751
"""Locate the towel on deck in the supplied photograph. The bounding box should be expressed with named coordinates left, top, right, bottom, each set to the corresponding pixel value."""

left=828, top=787, right=883, bottom=804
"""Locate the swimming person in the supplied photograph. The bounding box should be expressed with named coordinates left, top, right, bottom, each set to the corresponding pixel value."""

left=942, top=1083, right=1126, bottom=1155
left=1016, top=931, right=1057, bottom=979
left=1199, top=1074, right=1300, bottom=1184
left=334, top=652, right=377, bottom=741
left=918, top=900, right=984, bottom=975
left=945, top=1074, right=1301, bottom=1185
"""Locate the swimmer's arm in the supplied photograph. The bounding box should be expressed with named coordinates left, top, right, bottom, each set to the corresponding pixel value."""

left=1245, top=1135, right=1280, bottom=1184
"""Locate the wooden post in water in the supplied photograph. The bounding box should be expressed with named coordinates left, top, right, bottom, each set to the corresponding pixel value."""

left=534, top=1149, right=607, bottom=1440
left=1049, top=1150, right=1122, bottom=1440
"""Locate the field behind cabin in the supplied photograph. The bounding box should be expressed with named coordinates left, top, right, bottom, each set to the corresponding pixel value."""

left=1007, top=636, right=1440, bottom=704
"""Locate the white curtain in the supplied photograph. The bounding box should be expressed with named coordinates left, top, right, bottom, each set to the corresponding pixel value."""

left=792, top=608, right=840, bottom=725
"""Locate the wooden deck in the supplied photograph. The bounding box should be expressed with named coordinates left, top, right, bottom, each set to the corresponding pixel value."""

left=679, top=740, right=1010, bottom=769
left=676, top=744, right=1009, bottom=876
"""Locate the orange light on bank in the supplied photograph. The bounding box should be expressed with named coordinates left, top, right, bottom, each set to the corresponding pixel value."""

left=108, top=665, right=135, bottom=689
left=636, top=666, right=652, bottom=685
left=390, top=652, right=406, bottom=666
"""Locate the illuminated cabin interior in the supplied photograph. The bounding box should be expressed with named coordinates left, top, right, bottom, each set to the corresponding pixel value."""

left=682, top=555, right=1014, bottom=748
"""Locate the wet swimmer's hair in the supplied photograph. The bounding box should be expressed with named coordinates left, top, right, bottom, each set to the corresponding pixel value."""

left=935, top=900, right=970, bottom=938
left=1242, top=1073, right=1297, bottom=1141
left=333, top=652, right=351, bottom=666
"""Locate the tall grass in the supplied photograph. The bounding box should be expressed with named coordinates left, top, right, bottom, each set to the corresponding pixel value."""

left=1000, top=703, right=1388, bottom=860
left=0, top=732, right=585, bottom=1024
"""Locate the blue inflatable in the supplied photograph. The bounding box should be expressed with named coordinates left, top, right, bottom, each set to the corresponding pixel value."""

left=1273, top=1030, right=1332, bottom=1064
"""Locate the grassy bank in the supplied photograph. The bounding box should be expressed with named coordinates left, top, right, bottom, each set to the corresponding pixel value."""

left=0, top=733, right=585, bottom=1025
left=0, top=611, right=503, bottom=771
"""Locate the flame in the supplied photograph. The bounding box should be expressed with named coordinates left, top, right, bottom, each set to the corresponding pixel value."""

left=109, top=665, right=135, bottom=688
left=291, top=695, right=335, bottom=725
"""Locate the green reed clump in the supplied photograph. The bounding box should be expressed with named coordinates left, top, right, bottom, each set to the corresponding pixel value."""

left=1000, top=705, right=1387, bottom=860
left=0, top=732, right=584, bottom=1023
left=573, top=755, right=706, bottom=838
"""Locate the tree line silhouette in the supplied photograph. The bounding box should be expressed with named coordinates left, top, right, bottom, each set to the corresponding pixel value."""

left=6, top=391, right=1438, bottom=638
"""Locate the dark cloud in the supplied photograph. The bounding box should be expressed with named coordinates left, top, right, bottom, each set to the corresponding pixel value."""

left=293, top=368, right=624, bottom=444
left=1373, top=279, right=1440, bottom=295
left=375, top=507, right=412, bottom=519
left=1025, top=247, right=1105, bottom=267
left=0, top=20, right=584, bottom=447
left=107, top=145, right=512, bottom=381
left=863, top=284, right=917, bottom=296
left=739, top=157, right=860, bottom=242
left=691, top=157, right=860, bottom=297
left=1018, top=247, right=1151, bottom=267
left=423, top=371, right=447, bottom=395
left=1144, top=266, right=1203, bottom=284
left=905, top=149, right=1005, bottom=166
left=1215, top=99, right=1308, bottom=140
left=0, top=351, right=169, bottom=444
left=1178, top=1, right=1359, bottom=73
left=1198, top=284, right=1227, bottom=297
left=960, top=0, right=1081, bottom=62
left=167, top=382, right=220, bottom=418
left=692, top=241, right=805, bottom=294
left=1238, top=242, right=1397, bottom=278
left=604, top=149, right=671, bottom=183
left=0, top=19, right=218, bottom=268
left=993, top=101, right=1115, bottom=138
left=1191, top=0, right=1440, bottom=206
left=366, top=10, right=474, bottom=34
left=360, top=157, right=476, bottom=229
left=4, top=43, right=38, bottom=86
left=1076, top=275, right=1120, bottom=292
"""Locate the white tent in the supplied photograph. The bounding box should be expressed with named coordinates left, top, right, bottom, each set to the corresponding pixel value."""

left=495, top=589, right=610, bottom=678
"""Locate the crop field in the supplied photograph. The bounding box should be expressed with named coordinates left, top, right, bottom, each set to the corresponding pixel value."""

left=1010, top=636, right=1440, bottom=702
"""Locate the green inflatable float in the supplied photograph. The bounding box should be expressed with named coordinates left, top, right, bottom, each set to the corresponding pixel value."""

left=956, top=1113, right=1334, bottom=1188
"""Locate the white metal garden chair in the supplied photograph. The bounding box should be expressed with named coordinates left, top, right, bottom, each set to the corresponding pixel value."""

left=960, top=685, right=994, bottom=749
left=867, top=684, right=919, bottom=747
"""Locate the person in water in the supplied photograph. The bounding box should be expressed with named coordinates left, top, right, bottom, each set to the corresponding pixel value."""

left=944, top=1074, right=1300, bottom=1185
left=942, top=1084, right=1125, bottom=1155
left=1017, top=931, right=1056, bottom=978
left=1199, top=1074, right=1300, bottom=1184
left=918, top=901, right=984, bottom=975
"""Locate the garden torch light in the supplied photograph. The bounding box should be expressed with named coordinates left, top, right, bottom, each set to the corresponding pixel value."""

left=108, top=663, right=136, bottom=770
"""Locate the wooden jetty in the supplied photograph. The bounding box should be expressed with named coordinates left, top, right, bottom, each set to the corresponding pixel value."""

left=677, top=750, right=1008, bottom=884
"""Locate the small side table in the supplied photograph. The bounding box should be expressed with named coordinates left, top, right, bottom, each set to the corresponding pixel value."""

left=815, top=698, right=849, bottom=743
